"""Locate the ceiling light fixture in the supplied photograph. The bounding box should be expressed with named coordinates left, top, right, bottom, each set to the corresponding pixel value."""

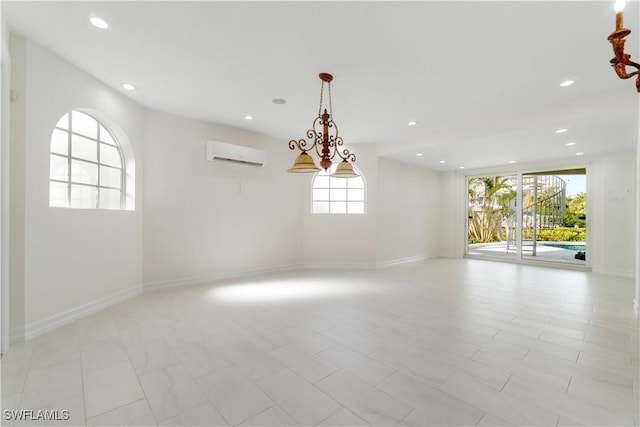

left=459, top=166, right=465, bottom=169
left=608, top=0, right=639, bottom=91
left=244, top=115, right=254, bottom=120
left=560, top=80, right=574, bottom=87
left=509, top=160, right=516, bottom=164
left=121, top=83, right=136, bottom=91
left=439, top=160, right=446, bottom=164
left=576, top=152, right=584, bottom=156
left=89, top=15, right=110, bottom=30
left=416, top=153, right=423, bottom=157
left=566, top=142, right=576, bottom=146
left=555, top=128, right=568, bottom=134
left=408, top=121, right=417, bottom=126
left=287, top=73, right=357, bottom=177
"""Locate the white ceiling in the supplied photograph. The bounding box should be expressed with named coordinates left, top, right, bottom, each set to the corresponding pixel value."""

left=3, top=1, right=639, bottom=171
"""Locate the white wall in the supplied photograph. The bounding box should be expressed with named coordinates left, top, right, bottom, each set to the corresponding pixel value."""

left=9, top=35, right=26, bottom=336
left=1, top=13, right=11, bottom=353
left=636, top=116, right=639, bottom=311
left=9, top=36, right=145, bottom=339
left=376, top=158, right=440, bottom=265
left=590, top=150, right=637, bottom=277
left=438, top=170, right=466, bottom=258
left=302, top=144, right=378, bottom=268
left=142, top=110, right=303, bottom=286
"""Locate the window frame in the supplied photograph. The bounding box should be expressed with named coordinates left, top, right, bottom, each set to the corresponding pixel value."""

left=311, top=162, right=366, bottom=215
left=49, top=111, right=125, bottom=210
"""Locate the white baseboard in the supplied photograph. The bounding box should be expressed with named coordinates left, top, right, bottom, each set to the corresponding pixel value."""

left=142, top=263, right=303, bottom=293
left=376, top=255, right=431, bottom=268
left=303, top=262, right=376, bottom=270
left=591, top=266, right=635, bottom=279
left=304, top=255, right=434, bottom=270
left=437, top=250, right=460, bottom=258
left=10, top=285, right=142, bottom=343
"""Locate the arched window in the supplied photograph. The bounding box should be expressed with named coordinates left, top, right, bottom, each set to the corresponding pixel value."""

left=49, top=110, right=125, bottom=209
left=311, top=163, right=366, bottom=214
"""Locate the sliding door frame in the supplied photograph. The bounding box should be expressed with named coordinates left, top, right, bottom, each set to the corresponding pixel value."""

left=464, top=165, right=590, bottom=271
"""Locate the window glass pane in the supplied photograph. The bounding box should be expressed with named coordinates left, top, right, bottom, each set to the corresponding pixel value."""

left=330, top=188, right=347, bottom=201
left=348, top=176, right=364, bottom=189
left=330, top=177, right=347, bottom=189
left=70, top=184, right=97, bottom=208
left=71, top=160, right=98, bottom=185
left=330, top=201, right=347, bottom=214
left=313, top=188, right=329, bottom=201
left=348, top=188, right=365, bottom=201
left=72, top=134, right=98, bottom=162
left=100, top=166, right=122, bottom=189
left=312, top=164, right=364, bottom=215
left=55, top=113, right=69, bottom=130
left=314, top=175, right=330, bottom=188
left=347, top=201, right=365, bottom=214
left=50, top=129, right=68, bottom=155
left=50, top=155, right=68, bottom=181
left=99, top=188, right=122, bottom=210
left=313, top=201, right=329, bottom=214
left=100, top=143, right=121, bottom=168
left=100, top=125, right=116, bottom=145
left=49, top=182, right=68, bottom=208
left=71, top=111, right=98, bottom=139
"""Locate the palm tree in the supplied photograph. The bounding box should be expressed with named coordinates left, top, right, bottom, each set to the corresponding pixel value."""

left=468, top=177, right=516, bottom=243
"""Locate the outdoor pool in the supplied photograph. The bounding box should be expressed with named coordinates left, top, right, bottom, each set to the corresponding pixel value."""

left=542, top=243, right=586, bottom=252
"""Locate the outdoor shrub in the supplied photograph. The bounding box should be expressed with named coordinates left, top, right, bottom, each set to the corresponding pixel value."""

left=536, top=227, right=586, bottom=241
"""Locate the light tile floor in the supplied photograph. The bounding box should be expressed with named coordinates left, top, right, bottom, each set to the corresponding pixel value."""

left=1, top=258, right=638, bottom=426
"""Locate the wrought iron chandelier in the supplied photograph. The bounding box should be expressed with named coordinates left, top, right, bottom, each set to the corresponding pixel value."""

left=608, top=0, right=639, bottom=91
left=287, top=73, right=358, bottom=177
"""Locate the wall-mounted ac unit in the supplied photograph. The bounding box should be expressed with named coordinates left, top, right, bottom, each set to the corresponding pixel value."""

left=205, top=141, right=267, bottom=167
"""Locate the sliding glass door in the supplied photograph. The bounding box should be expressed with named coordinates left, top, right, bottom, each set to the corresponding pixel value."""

left=467, top=175, right=518, bottom=260
left=466, top=169, right=587, bottom=267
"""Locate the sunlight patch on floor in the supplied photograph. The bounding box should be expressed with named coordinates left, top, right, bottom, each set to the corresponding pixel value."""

left=208, top=278, right=365, bottom=304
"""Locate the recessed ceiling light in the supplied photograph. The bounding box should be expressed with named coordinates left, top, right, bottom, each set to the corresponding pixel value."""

left=244, top=115, right=254, bottom=120
left=121, top=83, right=136, bottom=91
left=566, top=142, right=576, bottom=146
left=89, top=15, right=110, bottom=30
left=408, top=121, right=417, bottom=126
left=576, top=152, right=584, bottom=156
left=459, top=166, right=465, bottom=169
left=555, top=128, right=568, bottom=134
left=508, top=160, right=516, bottom=164
left=416, top=153, right=423, bottom=157
left=560, top=80, right=574, bottom=87
left=272, top=98, right=286, bottom=105
left=439, top=160, right=446, bottom=164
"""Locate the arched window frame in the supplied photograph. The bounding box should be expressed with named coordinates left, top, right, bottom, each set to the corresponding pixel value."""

left=311, top=163, right=366, bottom=214
left=49, top=110, right=128, bottom=210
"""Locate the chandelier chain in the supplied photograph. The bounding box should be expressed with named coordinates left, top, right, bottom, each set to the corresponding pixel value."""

left=317, top=81, right=334, bottom=118
left=328, top=82, right=333, bottom=118
left=318, top=81, right=325, bottom=117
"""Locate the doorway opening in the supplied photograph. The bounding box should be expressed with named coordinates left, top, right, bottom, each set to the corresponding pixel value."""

left=466, top=168, right=587, bottom=267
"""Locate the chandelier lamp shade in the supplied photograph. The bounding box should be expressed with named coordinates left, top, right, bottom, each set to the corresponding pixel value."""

left=608, top=0, right=640, bottom=91
left=287, top=73, right=358, bottom=177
